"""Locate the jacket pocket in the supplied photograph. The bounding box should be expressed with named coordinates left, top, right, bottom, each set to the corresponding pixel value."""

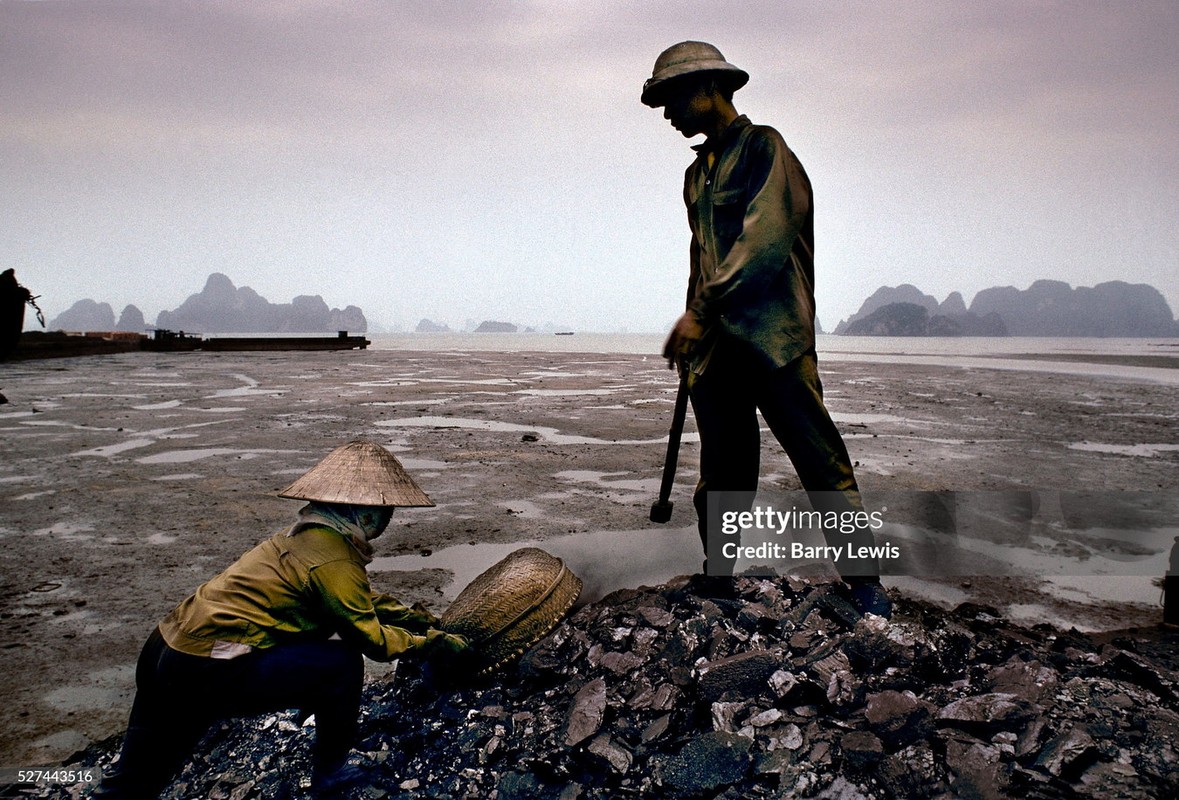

left=708, top=187, right=746, bottom=255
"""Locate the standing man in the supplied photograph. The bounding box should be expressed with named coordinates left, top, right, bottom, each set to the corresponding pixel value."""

left=642, top=41, right=890, bottom=617
left=1, top=268, right=40, bottom=362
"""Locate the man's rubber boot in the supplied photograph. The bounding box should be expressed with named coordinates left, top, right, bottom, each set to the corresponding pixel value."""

left=847, top=578, right=893, bottom=619
left=310, top=759, right=369, bottom=797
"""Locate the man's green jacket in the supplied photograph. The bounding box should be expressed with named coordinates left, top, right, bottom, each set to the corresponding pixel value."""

left=684, top=114, right=817, bottom=372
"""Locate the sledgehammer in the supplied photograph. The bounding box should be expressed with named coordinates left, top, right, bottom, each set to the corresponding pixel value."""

left=650, top=373, right=690, bottom=523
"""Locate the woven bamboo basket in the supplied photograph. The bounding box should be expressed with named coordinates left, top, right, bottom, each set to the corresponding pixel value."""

left=440, top=547, right=582, bottom=676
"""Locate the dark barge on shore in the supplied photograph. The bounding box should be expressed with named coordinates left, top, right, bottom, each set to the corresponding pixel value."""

left=199, top=332, right=371, bottom=352
left=6, top=330, right=370, bottom=360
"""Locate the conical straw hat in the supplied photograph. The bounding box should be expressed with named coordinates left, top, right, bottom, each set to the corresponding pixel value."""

left=278, top=439, right=434, bottom=507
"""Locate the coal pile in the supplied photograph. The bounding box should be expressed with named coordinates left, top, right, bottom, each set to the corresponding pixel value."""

left=40, top=576, right=1179, bottom=799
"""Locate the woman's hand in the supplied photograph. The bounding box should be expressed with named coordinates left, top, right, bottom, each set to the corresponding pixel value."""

left=423, top=630, right=473, bottom=659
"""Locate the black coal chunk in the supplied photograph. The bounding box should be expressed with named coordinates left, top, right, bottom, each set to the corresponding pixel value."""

left=47, top=576, right=1179, bottom=800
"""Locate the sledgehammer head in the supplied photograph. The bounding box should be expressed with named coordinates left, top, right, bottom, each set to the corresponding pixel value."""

left=649, top=500, right=673, bottom=524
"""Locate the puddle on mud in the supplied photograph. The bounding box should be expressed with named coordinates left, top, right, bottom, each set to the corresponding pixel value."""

left=1042, top=574, right=1161, bottom=606
left=40, top=666, right=135, bottom=740
left=73, top=439, right=152, bottom=460
left=365, top=398, right=453, bottom=407
left=884, top=575, right=1159, bottom=632
left=137, top=448, right=302, bottom=465
left=396, top=458, right=453, bottom=470
left=21, top=420, right=120, bottom=432
left=132, top=400, right=184, bottom=411
left=513, top=388, right=625, bottom=397
left=821, top=352, right=1179, bottom=385
left=830, top=411, right=932, bottom=426
left=415, top=378, right=520, bottom=387
left=496, top=500, right=548, bottom=520
left=369, top=500, right=1175, bottom=626
left=12, top=490, right=56, bottom=500
left=32, top=522, right=96, bottom=540
left=30, top=730, right=92, bottom=758
left=1068, top=442, right=1179, bottom=458
left=377, top=416, right=686, bottom=446
left=61, top=393, right=146, bottom=400
left=371, top=526, right=704, bottom=604
left=554, top=471, right=662, bottom=494
left=207, top=374, right=289, bottom=399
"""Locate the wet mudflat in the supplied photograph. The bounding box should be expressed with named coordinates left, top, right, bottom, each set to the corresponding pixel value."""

left=0, top=346, right=1176, bottom=772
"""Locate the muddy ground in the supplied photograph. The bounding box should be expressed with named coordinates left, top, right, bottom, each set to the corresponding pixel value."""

left=0, top=346, right=1176, bottom=769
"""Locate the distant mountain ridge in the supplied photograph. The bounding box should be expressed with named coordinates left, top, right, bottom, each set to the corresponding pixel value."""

left=157, top=273, right=366, bottom=333
left=47, top=273, right=367, bottom=334
left=835, top=280, right=1178, bottom=337
left=840, top=302, right=1007, bottom=337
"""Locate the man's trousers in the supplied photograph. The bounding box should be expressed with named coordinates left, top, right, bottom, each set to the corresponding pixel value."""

left=688, top=336, right=879, bottom=577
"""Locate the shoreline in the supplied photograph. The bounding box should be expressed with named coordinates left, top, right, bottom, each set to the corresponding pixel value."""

left=1, top=346, right=1176, bottom=766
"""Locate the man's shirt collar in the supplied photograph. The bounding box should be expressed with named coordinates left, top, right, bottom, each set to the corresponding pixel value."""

left=691, top=114, right=752, bottom=157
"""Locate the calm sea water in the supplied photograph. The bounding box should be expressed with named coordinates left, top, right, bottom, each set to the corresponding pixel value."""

left=367, top=331, right=1177, bottom=355
left=366, top=333, right=1179, bottom=384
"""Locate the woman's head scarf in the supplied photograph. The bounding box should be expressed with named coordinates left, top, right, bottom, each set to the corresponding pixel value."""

left=288, top=502, right=393, bottom=563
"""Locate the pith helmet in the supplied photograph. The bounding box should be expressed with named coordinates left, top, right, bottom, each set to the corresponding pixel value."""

left=278, top=439, right=434, bottom=508
left=641, top=40, right=749, bottom=107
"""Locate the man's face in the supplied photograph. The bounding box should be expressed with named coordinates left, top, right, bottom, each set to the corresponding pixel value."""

left=662, top=80, right=715, bottom=138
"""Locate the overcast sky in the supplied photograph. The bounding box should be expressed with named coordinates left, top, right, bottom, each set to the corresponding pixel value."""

left=4, top=0, right=1177, bottom=332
